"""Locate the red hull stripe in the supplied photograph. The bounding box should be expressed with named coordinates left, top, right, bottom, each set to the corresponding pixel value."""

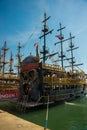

left=0, top=91, right=20, bottom=100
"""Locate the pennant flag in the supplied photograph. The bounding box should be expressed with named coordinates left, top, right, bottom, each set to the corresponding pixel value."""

left=55, top=35, right=64, bottom=40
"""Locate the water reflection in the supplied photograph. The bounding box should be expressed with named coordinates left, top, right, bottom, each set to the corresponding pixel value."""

left=65, top=101, right=87, bottom=108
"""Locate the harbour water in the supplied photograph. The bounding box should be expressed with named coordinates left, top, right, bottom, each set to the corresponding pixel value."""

left=0, top=96, right=87, bottom=130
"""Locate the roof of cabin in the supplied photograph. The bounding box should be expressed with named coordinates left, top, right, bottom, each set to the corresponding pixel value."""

left=22, top=55, right=38, bottom=64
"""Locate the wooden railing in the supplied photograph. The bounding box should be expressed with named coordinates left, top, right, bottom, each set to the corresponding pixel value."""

left=43, top=77, right=86, bottom=85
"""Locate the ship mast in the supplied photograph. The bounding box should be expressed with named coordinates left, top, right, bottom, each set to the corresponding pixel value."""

left=66, top=33, right=83, bottom=72
left=54, top=23, right=67, bottom=68
left=1, top=41, right=9, bottom=75
left=39, top=12, right=53, bottom=63
left=9, top=52, right=13, bottom=74
left=57, top=23, right=65, bottom=68
left=0, top=49, right=2, bottom=73
left=54, top=23, right=76, bottom=69
left=16, top=42, right=22, bottom=75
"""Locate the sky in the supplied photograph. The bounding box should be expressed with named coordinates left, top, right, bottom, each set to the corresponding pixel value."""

left=0, top=0, right=87, bottom=73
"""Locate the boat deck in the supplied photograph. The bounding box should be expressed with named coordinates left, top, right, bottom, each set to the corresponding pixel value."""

left=0, top=109, right=49, bottom=130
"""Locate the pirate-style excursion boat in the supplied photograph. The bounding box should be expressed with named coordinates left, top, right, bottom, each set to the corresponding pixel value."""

left=0, top=42, right=21, bottom=100
left=11, top=13, right=87, bottom=112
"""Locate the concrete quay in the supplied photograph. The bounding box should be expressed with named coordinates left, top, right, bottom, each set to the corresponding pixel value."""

left=0, top=109, right=49, bottom=130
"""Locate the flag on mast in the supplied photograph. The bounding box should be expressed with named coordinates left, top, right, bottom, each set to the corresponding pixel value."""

left=55, top=34, right=64, bottom=40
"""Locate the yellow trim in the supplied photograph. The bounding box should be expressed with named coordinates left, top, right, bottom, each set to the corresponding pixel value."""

left=42, top=63, right=66, bottom=72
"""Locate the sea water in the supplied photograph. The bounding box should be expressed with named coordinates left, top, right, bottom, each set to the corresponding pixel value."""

left=0, top=96, right=87, bottom=130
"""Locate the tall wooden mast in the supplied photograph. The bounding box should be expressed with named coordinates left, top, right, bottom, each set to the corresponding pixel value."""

left=1, top=41, right=9, bottom=74
left=0, top=49, right=2, bottom=73
left=55, top=23, right=76, bottom=69
left=66, top=33, right=83, bottom=72
left=57, top=23, right=65, bottom=68
left=54, top=23, right=66, bottom=68
left=39, top=12, right=53, bottom=63
left=16, top=42, right=22, bottom=75
left=9, top=52, right=13, bottom=74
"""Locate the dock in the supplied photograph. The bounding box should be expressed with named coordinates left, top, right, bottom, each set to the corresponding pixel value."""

left=0, top=109, right=49, bottom=130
